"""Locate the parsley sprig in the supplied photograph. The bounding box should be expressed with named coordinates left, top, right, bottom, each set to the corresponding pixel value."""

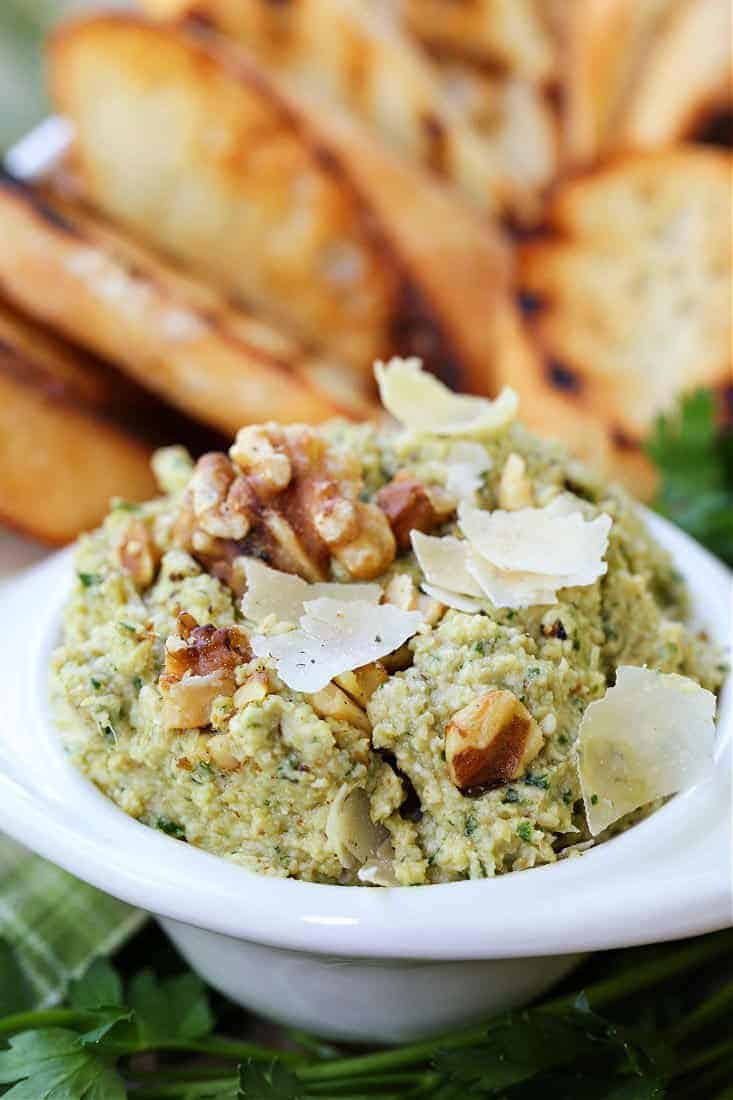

left=647, top=389, right=733, bottom=565
left=0, top=930, right=732, bottom=1099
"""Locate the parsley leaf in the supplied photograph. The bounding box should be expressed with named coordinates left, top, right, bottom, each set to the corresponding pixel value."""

left=127, top=970, right=213, bottom=1046
left=0, top=1028, right=126, bottom=1100
left=647, top=389, right=733, bottom=565
left=239, top=1058, right=303, bottom=1099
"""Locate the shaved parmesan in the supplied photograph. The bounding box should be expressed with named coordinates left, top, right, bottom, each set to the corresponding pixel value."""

left=465, top=554, right=558, bottom=611
left=411, top=531, right=484, bottom=598
left=326, top=785, right=387, bottom=870
left=241, top=558, right=380, bottom=626
left=251, top=598, right=423, bottom=693
left=578, top=666, right=717, bottom=836
left=375, top=358, right=518, bottom=437
left=458, top=503, right=611, bottom=580
left=421, top=583, right=486, bottom=614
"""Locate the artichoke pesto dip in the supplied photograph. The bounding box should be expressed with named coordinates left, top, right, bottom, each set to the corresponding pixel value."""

left=52, top=360, right=725, bottom=886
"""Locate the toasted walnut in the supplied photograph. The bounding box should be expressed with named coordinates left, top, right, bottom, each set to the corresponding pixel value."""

left=117, top=518, right=160, bottom=589
left=383, top=573, right=445, bottom=626
left=446, top=690, right=544, bottom=791
left=189, top=453, right=249, bottom=540
left=177, top=426, right=396, bottom=585
left=310, top=682, right=372, bottom=733
left=230, top=424, right=292, bottom=496
left=377, top=474, right=453, bottom=550
left=160, top=615, right=250, bottom=729
left=334, top=662, right=387, bottom=708
left=165, top=615, right=250, bottom=679
left=498, top=453, right=534, bottom=511
left=233, top=670, right=270, bottom=707
left=161, top=669, right=235, bottom=730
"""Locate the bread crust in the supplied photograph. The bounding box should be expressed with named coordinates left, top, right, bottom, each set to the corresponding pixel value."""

left=49, top=13, right=524, bottom=395
left=0, top=174, right=374, bottom=435
left=0, top=304, right=156, bottom=543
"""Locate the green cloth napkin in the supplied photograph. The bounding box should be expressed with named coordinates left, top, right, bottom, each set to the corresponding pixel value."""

left=0, top=834, right=145, bottom=1010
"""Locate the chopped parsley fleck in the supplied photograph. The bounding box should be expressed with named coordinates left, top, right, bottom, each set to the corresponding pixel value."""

left=102, top=725, right=117, bottom=746
left=465, top=815, right=478, bottom=836
left=526, top=666, right=541, bottom=678
left=517, top=821, right=533, bottom=842
left=118, top=622, right=138, bottom=635
left=502, top=788, right=521, bottom=804
left=591, top=793, right=599, bottom=806
left=155, top=817, right=186, bottom=840
left=132, top=676, right=143, bottom=692
left=192, top=763, right=214, bottom=784
left=474, top=641, right=486, bottom=655
left=561, top=789, right=574, bottom=805
left=524, top=774, right=549, bottom=790
left=90, top=677, right=102, bottom=691
left=558, top=733, right=568, bottom=746
left=78, top=572, right=101, bottom=588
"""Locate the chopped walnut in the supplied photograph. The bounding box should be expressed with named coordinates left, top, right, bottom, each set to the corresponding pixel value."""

left=234, top=670, right=270, bottom=707
left=334, top=662, right=387, bottom=708
left=117, top=518, right=160, bottom=589
left=498, top=453, right=534, bottom=511
left=377, top=474, right=454, bottom=550
left=446, top=690, right=544, bottom=791
left=383, top=573, right=444, bottom=626
left=160, top=614, right=250, bottom=730
left=207, top=733, right=240, bottom=771
left=176, top=425, right=396, bottom=584
left=310, top=682, right=372, bottom=733
left=165, top=614, right=250, bottom=679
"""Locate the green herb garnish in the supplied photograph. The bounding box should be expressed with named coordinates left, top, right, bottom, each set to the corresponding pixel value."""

left=647, top=389, right=733, bottom=565
left=516, top=820, right=533, bottom=842
left=77, top=572, right=101, bottom=588
left=154, top=818, right=186, bottom=841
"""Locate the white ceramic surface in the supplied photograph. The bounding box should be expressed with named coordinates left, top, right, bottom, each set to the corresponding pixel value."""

left=0, top=512, right=730, bottom=1039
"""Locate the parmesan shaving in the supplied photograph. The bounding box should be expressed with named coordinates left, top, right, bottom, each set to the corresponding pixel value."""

left=241, top=558, right=380, bottom=626
left=458, top=502, right=612, bottom=580
left=442, top=442, right=492, bottom=499
left=251, top=598, right=423, bottom=693
left=375, top=358, right=518, bottom=437
left=421, top=583, right=486, bottom=614
left=578, top=666, right=717, bottom=836
left=411, top=531, right=484, bottom=598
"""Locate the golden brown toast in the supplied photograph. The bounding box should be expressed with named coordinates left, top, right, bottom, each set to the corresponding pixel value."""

left=137, top=0, right=557, bottom=223
left=563, top=0, right=683, bottom=165
left=0, top=174, right=374, bottom=437
left=614, top=0, right=733, bottom=149
left=0, top=299, right=157, bottom=543
left=49, top=13, right=522, bottom=392
left=514, top=148, right=732, bottom=497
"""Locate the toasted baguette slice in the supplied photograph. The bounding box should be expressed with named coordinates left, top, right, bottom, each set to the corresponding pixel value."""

left=401, top=0, right=556, bottom=82
left=137, top=0, right=556, bottom=222
left=615, top=0, right=732, bottom=149
left=50, top=14, right=518, bottom=391
left=0, top=300, right=156, bottom=543
left=515, top=149, right=732, bottom=496
left=0, top=174, right=374, bottom=436
left=563, top=0, right=682, bottom=165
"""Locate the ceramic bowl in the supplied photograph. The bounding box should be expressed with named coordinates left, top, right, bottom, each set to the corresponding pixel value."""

left=0, top=511, right=729, bottom=1042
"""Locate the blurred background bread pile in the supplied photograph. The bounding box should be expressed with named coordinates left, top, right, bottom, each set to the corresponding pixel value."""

left=0, top=0, right=730, bottom=543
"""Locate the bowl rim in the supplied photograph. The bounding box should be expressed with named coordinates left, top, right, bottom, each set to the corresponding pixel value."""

left=0, top=510, right=730, bottom=961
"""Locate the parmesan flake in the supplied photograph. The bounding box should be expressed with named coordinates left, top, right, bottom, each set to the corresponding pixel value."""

left=251, top=597, right=423, bottom=693
left=578, top=666, right=716, bottom=836
left=375, top=357, right=518, bottom=437
left=242, top=558, right=380, bottom=627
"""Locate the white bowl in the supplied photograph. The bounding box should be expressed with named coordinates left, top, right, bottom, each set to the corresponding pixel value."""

left=0, top=511, right=730, bottom=1042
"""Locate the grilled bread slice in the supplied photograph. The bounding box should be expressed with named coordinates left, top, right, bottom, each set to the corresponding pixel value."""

left=615, top=0, right=732, bottom=149
left=50, top=14, right=521, bottom=392
left=137, top=0, right=556, bottom=222
left=515, top=148, right=732, bottom=497
left=563, top=0, right=683, bottom=165
left=0, top=300, right=156, bottom=543
left=0, top=174, right=374, bottom=437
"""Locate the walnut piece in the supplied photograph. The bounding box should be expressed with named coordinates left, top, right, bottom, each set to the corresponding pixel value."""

left=446, top=690, right=544, bottom=791
left=383, top=573, right=444, bottom=626
left=176, top=424, right=396, bottom=584
left=377, top=474, right=453, bottom=550
left=117, top=518, right=160, bottom=589
left=160, top=614, right=250, bottom=730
